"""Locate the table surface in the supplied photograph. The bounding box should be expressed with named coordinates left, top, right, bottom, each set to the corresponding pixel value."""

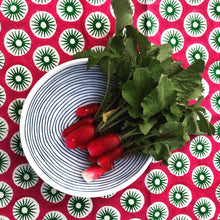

left=0, top=0, right=220, bottom=219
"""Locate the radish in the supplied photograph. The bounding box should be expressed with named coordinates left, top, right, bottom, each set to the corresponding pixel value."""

left=82, top=164, right=112, bottom=182
left=88, top=154, right=97, bottom=163
left=79, top=143, right=88, bottom=151
left=65, top=124, right=96, bottom=149
left=97, top=145, right=123, bottom=169
left=76, top=103, right=100, bottom=118
left=87, top=133, right=121, bottom=157
left=62, top=117, right=94, bottom=139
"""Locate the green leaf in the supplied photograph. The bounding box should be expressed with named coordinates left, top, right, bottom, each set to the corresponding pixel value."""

left=141, top=74, right=176, bottom=118
left=117, top=61, right=134, bottom=87
left=111, top=0, right=133, bottom=35
left=171, top=59, right=205, bottom=102
left=122, top=67, right=154, bottom=118
left=139, top=117, right=157, bottom=135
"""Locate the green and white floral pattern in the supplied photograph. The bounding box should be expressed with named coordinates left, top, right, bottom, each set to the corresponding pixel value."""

left=57, top=0, right=83, bottom=22
left=210, top=90, right=220, bottom=114
left=0, top=86, right=6, bottom=107
left=96, top=206, right=120, bottom=220
left=208, top=61, right=220, bottom=84
left=120, top=189, right=144, bottom=212
left=213, top=120, right=220, bottom=143
left=145, top=169, right=168, bottom=194
left=213, top=150, right=220, bottom=170
left=4, top=29, right=31, bottom=56
left=209, top=27, right=220, bottom=53
left=10, top=132, right=24, bottom=156
left=41, top=182, right=65, bottom=203
left=208, top=0, right=220, bottom=21
left=0, top=117, right=8, bottom=141
left=33, top=46, right=60, bottom=72
left=1, top=0, right=28, bottom=21
left=147, top=202, right=169, bottom=220
left=172, top=215, right=192, bottom=220
left=169, top=184, right=192, bottom=208
left=0, top=51, right=5, bottom=70
left=85, top=12, right=110, bottom=38
left=67, top=196, right=93, bottom=218
left=190, top=136, right=212, bottom=159
left=30, top=11, right=57, bottom=39
left=13, top=163, right=39, bottom=189
left=193, top=197, right=216, bottom=220
left=13, top=197, right=40, bottom=220
left=8, top=98, right=25, bottom=124
left=0, top=150, right=10, bottom=174
left=5, top=65, right=32, bottom=92
left=86, top=0, right=107, bottom=6
left=0, top=182, right=13, bottom=208
left=59, top=28, right=85, bottom=55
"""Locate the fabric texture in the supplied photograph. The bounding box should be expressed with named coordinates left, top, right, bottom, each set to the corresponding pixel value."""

left=0, top=0, right=220, bottom=219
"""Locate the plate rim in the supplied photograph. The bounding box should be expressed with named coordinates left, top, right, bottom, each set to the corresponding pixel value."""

left=20, top=58, right=152, bottom=198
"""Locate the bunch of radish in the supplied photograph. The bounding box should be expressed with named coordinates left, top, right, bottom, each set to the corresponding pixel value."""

left=62, top=103, right=124, bottom=182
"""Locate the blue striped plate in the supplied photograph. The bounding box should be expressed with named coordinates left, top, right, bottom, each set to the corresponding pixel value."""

left=20, top=58, right=152, bottom=197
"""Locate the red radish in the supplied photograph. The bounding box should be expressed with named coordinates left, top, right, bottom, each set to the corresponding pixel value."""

left=87, top=133, right=121, bottom=157
left=65, top=124, right=96, bottom=149
left=82, top=164, right=112, bottom=182
left=62, top=117, right=94, bottom=139
left=88, top=154, right=97, bottom=163
left=79, top=143, right=88, bottom=150
left=97, top=145, right=123, bottom=169
left=76, top=103, right=100, bottom=118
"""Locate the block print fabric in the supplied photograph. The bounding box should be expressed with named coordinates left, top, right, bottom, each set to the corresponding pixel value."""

left=0, top=0, right=220, bottom=219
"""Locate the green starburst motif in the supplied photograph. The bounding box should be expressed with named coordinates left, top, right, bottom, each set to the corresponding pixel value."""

left=0, top=51, right=5, bottom=70
left=192, top=166, right=214, bottom=189
left=33, top=46, right=60, bottom=72
left=159, top=0, right=182, bottom=22
left=1, top=0, right=28, bottom=21
left=172, top=214, right=192, bottom=220
left=208, top=61, right=220, bottom=84
left=186, top=43, right=208, bottom=65
left=185, top=0, right=204, bottom=5
left=5, top=65, right=32, bottom=92
left=13, top=197, right=40, bottom=220
left=86, top=0, right=107, bottom=6
left=41, top=182, right=65, bottom=203
left=215, top=184, right=220, bottom=202
left=30, top=11, right=57, bottom=39
left=137, top=11, right=159, bottom=36
left=161, top=28, right=184, bottom=53
left=138, top=0, right=156, bottom=4
left=8, top=98, right=25, bottom=124
left=57, top=0, right=83, bottom=22
left=0, top=150, right=10, bottom=174
left=184, top=12, right=207, bottom=37
left=10, top=132, right=24, bottom=156
left=0, top=86, right=6, bottom=107
left=208, top=0, right=220, bottom=21
left=96, top=206, right=120, bottom=220
left=59, top=28, right=85, bottom=55
left=91, top=45, right=105, bottom=53
left=4, top=29, right=31, bottom=56
left=67, top=196, right=93, bottom=218
left=211, top=90, right=220, bottom=114
left=145, top=169, right=168, bottom=194
left=147, top=202, right=169, bottom=220
left=120, top=188, right=144, bottom=212
left=190, top=136, right=212, bottom=159
left=168, top=152, right=190, bottom=176
left=169, top=184, right=192, bottom=208
left=213, top=150, right=220, bottom=170
left=85, top=12, right=110, bottom=38
left=43, top=211, right=67, bottom=220
left=0, top=182, right=13, bottom=208
left=213, top=120, right=220, bottom=143
left=209, top=27, right=220, bottom=53
left=0, top=117, right=8, bottom=141
left=13, top=164, right=39, bottom=189
left=31, top=0, right=52, bottom=4
left=193, top=197, right=216, bottom=220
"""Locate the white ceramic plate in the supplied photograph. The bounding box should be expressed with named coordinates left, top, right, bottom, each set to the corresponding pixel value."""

left=20, top=58, right=152, bottom=197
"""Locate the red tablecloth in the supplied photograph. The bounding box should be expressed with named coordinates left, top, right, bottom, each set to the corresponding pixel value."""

left=0, top=0, right=220, bottom=219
